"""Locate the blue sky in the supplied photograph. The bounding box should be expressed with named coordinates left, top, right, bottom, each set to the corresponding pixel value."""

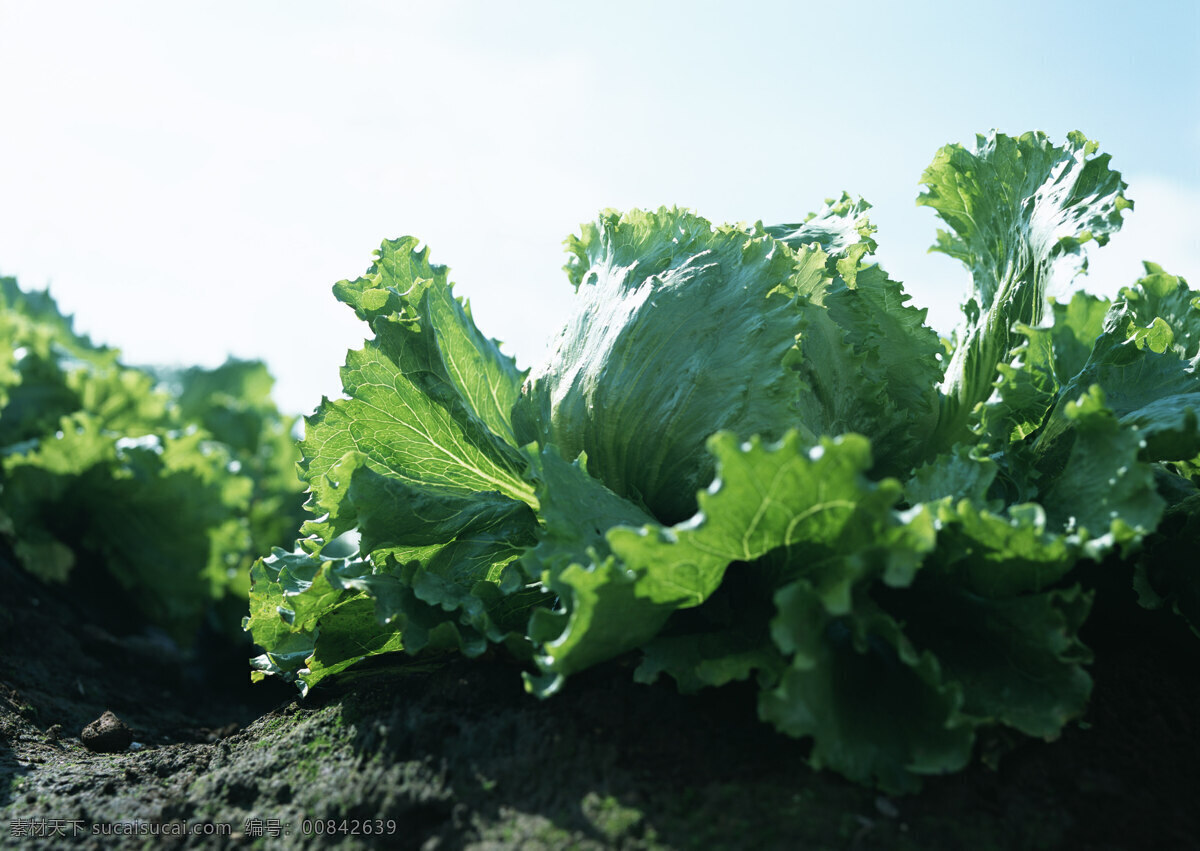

left=1, top=0, right=1197, bottom=413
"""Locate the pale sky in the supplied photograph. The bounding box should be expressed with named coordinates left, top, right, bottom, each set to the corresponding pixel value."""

left=1, top=0, right=1198, bottom=413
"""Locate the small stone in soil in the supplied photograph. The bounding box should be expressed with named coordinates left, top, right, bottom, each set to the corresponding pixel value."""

left=81, top=710, right=133, bottom=753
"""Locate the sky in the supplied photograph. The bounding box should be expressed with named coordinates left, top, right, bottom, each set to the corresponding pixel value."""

left=1, top=0, right=1198, bottom=414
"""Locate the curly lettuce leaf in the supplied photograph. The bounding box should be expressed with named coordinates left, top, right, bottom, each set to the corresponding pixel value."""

left=246, top=551, right=402, bottom=690
left=944, top=266, right=1200, bottom=574
left=251, top=238, right=546, bottom=686
left=922, top=131, right=1132, bottom=453
left=764, top=192, right=878, bottom=256
left=1131, top=487, right=1200, bottom=634
left=245, top=544, right=531, bottom=693
left=761, top=582, right=973, bottom=794
left=881, top=577, right=1093, bottom=740
left=1119, top=263, right=1200, bottom=360
left=302, top=237, right=535, bottom=537
left=517, top=209, right=826, bottom=524
left=906, top=448, right=1075, bottom=597
left=1037, top=386, right=1165, bottom=558
left=634, top=615, right=786, bottom=694
left=788, top=245, right=944, bottom=474
left=524, top=431, right=935, bottom=696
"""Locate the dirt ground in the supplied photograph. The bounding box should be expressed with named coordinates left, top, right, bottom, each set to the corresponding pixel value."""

left=2, top=550, right=1199, bottom=850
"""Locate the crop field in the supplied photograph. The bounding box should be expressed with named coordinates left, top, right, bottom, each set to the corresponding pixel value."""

left=1, top=131, right=1198, bottom=849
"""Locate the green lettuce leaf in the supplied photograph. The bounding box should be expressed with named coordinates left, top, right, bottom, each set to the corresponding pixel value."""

left=302, top=238, right=535, bottom=526
left=1131, top=488, right=1200, bottom=634
left=921, top=131, right=1132, bottom=453
left=881, top=577, right=1093, bottom=740
left=251, top=238, right=549, bottom=686
left=764, top=192, right=878, bottom=256
left=761, top=582, right=973, bottom=794
left=789, top=245, right=943, bottom=475
left=516, top=209, right=826, bottom=524
left=906, top=447, right=1075, bottom=597
left=524, top=430, right=934, bottom=696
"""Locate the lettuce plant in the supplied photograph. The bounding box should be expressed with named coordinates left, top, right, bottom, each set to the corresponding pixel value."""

left=245, top=131, right=1199, bottom=792
left=0, top=280, right=305, bottom=643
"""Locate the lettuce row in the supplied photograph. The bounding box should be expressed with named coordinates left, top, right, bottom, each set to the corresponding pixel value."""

left=0, top=279, right=305, bottom=643
left=246, top=131, right=1200, bottom=792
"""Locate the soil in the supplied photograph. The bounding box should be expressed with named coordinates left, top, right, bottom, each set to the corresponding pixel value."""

left=2, top=550, right=1199, bottom=850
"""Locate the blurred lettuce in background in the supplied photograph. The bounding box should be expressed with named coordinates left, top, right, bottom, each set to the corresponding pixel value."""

left=0, top=277, right=305, bottom=644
